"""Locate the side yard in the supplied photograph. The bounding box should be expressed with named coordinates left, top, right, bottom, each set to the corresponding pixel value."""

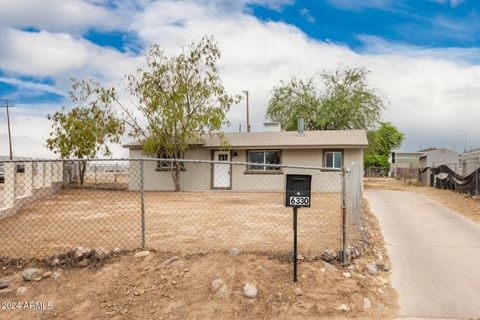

left=365, top=177, right=480, bottom=224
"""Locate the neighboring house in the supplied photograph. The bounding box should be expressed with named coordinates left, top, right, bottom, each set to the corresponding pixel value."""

left=418, top=147, right=459, bottom=170
left=459, top=148, right=480, bottom=176
left=390, top=151, right=424, bottom=169
left=123, top=126, right=367, bottom=192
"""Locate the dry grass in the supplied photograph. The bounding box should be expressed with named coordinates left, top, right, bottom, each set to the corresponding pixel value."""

left=365, top=177, right=480, bottom=224
left=0, top=189, right=342, bottom=258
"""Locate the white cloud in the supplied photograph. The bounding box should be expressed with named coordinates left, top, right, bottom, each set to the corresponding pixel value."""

left=0, top=27, right=141, bottom=83
left=0, top=0, right=122, bottom=32
left=1, top=0, right=480, bottom=157
left=326, top=0, right=400, bottom=11
left=431, top=0, right=465, bottom=8
left=299, top=8, right=316, bottom=23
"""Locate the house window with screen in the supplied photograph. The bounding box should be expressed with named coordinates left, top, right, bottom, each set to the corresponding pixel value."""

left=248, top=150, right=281, bottom=171
left=156, top=153, right=185, bottom=171
left=325, top=151, right=342, bottom=169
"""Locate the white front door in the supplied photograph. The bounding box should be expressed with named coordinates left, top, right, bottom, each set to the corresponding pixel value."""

left=213, top=151, right=231, bottom=188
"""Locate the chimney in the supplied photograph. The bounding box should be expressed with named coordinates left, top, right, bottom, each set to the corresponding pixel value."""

left=297, top=116, right=304, bottom=136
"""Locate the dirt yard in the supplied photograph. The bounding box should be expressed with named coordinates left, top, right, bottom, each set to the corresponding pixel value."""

left=0, top=200, right=398, bottom=320
left=365, top=177, right=480, bottom=224
left=0, top=189, right=342, bottom=258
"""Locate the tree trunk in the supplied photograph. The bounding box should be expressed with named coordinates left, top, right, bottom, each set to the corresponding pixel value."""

left=79, top=160, right=87, bottom=185
left=172, top=163, right=181, bottom=192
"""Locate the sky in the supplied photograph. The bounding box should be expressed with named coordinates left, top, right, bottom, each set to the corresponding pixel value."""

left=1, top=0, right=480, bottom=158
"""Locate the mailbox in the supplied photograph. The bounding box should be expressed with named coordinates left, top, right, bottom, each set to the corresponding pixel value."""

left=285, top=174, right=312, bottom=207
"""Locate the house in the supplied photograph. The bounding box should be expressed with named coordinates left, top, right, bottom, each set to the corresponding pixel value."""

left=390, top=151, right=424, bottom=169
left=124, top=121, right=367, bottom=192
left=459, top=148, right=480, bottom=176
left=418, top=147, right=459, bottom=170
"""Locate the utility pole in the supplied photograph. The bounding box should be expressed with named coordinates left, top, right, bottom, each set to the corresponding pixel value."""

left=0, top=100, right=14, bottom=160
left=242, top=90, right=250, bottom=132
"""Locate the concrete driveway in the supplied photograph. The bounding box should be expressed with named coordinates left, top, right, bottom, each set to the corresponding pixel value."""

left=365, top=190, right=480, bottom=319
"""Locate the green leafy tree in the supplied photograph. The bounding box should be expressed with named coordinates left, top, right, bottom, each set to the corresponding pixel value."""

left=266, top=67, right=385, bottom=131
left=120, top=36, right=238, bottom=191
left=317, top=68, right=384, bottom=130
left=266, top=77, right=320, bottom=130
left=46, top=80, right=125, bottom=184
left=365, top=122, right=404, bottom=169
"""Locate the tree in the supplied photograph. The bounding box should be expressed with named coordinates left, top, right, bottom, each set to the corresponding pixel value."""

left=266, top=67, right=385, bottom=131
left=317, top=68, right=384, bottom=130
left=365, top=122, right=404, bottom=169
left=266, top=77, right=320, bottom=131
left=120, top=36, right=238, bottom=191
left=46, top=80, right=125, bottom=184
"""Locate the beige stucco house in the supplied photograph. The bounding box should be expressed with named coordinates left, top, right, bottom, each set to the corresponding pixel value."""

left=124, top=129, right=367, bottom=192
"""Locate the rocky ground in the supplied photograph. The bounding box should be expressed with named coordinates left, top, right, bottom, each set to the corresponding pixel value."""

left=0, top=201, right=398, bottom=320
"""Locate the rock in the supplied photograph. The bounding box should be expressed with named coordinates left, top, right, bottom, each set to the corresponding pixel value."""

left=94, top=247, right=111, bottom=260
left=322, top=261, right=338, bottom=272
left=377, top=288, right=384, bottom=294
left=293, top=288, right=302, bottom=296
left=366, top=264, right=378, bottom=276
left=342, top=272, right=351, bottom=278
left=227, top=248, right=241, bottom=256
left=210, top=279, right=227, bottom=294
left=320, top=249, right=337, bottom=262
left=319, top=268, right=326, bottom=273
left=21, top=268, right=42, bottom=281
left=0, top=289, right=12, bottom=295
left=16, top=287, right=27, bottom=295
left=274, top=292, right=283, bottom=301
left=113, top=248, right=122, bottom=254
left=376, top=261, right=391, bottom=272
left=42, top=271, right=52, bottom=278
left=336, top=304, right=350, bottom=312
left=52, top=272, right=61, bottom=279
left=0, top=281, right=9, bottom=289
left=243, top=283, right=257, bottom=298
left=134, top=251, right=150, bottom=258
left=75, top=247, right=91, bottom=259
left=159, top=256, right=179, bottom=267
left=77, top=258, right=90, bottom=268
left=51, top=258, right=60, bottom=266
left=363, top=297, right=372, bottom=310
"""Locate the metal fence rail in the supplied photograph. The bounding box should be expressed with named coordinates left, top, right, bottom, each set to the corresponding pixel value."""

left=0, top=158, right=363, bottom=261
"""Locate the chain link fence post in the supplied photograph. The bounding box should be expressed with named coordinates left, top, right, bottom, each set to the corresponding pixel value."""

left=140, top=160, right=146, bottom=249
left=341, top=167, right=347, bottom=265
left=476, top=162, right=479, bottom=197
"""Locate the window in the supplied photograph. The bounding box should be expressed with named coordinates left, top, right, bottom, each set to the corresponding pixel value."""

left=218, top=154, right=229, bottom=162
left=325, top=151, right=342, bottom=169
left=248, top=150, right=281, bottom=171
left=156, top=153, right=185, bottom=171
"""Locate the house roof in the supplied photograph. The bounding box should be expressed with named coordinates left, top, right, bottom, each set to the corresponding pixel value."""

left=124, top=130, right=368, bottom=149
left=460, top=147, right=480, bottom=156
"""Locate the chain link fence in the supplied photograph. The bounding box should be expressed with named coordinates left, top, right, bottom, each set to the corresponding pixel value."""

left=0, top=158, right=363, bottom=261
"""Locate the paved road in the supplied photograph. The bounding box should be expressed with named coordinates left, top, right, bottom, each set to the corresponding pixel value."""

left=365, top=190, right=480, bottom=319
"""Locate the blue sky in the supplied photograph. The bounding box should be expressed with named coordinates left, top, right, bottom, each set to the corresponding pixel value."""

left=0, top=0, right=479, bottom=157
left=252, top=0, right=480, bottom=49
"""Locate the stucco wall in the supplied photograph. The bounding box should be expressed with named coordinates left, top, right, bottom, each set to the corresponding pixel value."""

left=128, top=148, right=211, bottom=191
left=424, top=148, right=459, bottom=168
left=128, top=147, right=364, bottom=192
